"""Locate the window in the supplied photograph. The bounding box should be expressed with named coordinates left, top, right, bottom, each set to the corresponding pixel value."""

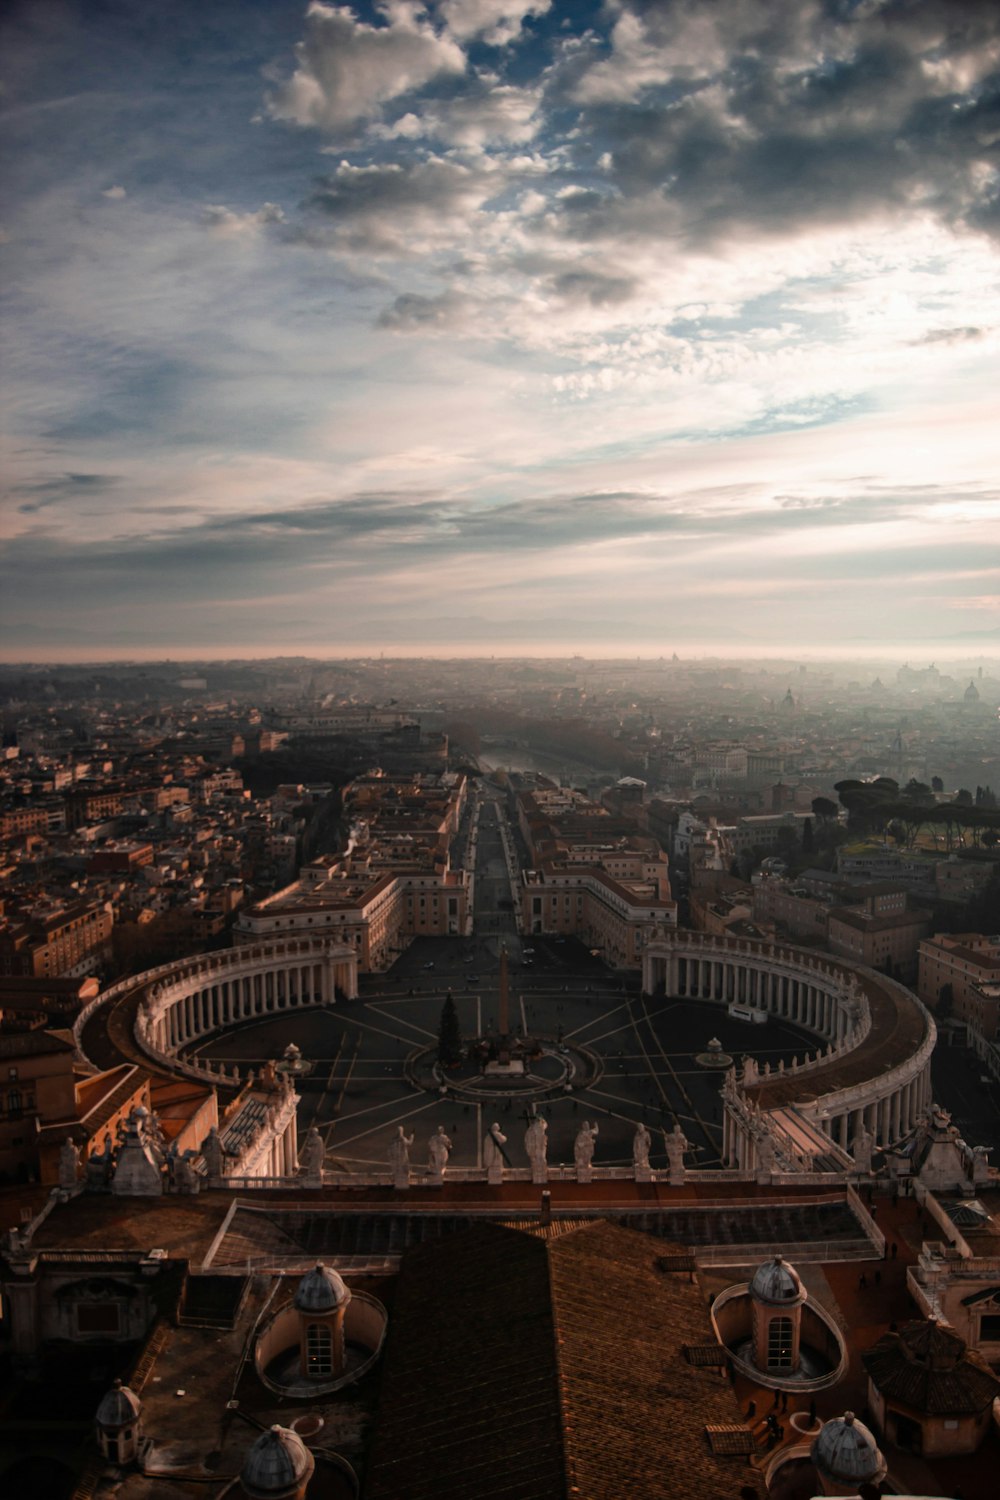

left=306, top=1322, right=333, bottom=1377
left=7, top=1090, right=22, bottom=1118
left=767, top=1316, right=794, bottom=1369
left=7, top=1068, right=17, bottom=1082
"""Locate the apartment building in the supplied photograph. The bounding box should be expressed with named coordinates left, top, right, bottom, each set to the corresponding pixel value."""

left=917, top=933, right=1000, bottom=1022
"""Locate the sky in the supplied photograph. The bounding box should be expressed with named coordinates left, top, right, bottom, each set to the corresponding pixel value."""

left=1, top=0, right=999, bottom=661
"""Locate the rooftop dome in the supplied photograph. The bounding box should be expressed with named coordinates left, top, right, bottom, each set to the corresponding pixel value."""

left=749, top=1255, right=805, bottom=1307
left=294, top=1262, right=350, bottom=1313
left=241, top=1424, right=315, bottom=1499
left=95, top=1379, right=141, bottom=1429
left=810, top=1411, right=885, bottom=1485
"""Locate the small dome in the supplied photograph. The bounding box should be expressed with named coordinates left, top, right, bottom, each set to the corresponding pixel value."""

left=294, top=1262, right=350, bottom=1313
left=96, top=1378, right=141, bottom=1429
left=241, top=1425, right=314, bottom=1498
left=749, top=1255, right=805, bottom=1306
left=811, top=1411, right=885, bottom=1485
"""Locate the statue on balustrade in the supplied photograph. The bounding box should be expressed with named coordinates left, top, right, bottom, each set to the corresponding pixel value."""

left=665, top=1124, right=689, bottom=1183
left=524, top=1114, right=548, bottom=1183
left=388, top=1126, right=413, bottom=1188
left=59, top=1136, right=81, bottom=1190
left=299, top=1125, right=325, bottom=1183
left=574, top=1121, right=598, bottom=1181
left=483, top=1122, right=507, bottom=1184
left=428, top=1125, right=452, bottom=1180
left=632, top=1122, right=652, bottom=1178
left=852, top=1122, right=874, bottom=1175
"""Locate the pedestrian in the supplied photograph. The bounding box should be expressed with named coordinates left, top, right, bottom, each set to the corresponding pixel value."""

left=772, top=1390, right=781, bottom=1410
left=891, top=1241, right=898, bottom=1259
left=780, top=1391, right=788, bottom=1412
left=808, top=1398, right=817, bottom=1426
left=746, top=1400, right=756, bottom=1422
left=858, top=1272, right=867, bottom=1289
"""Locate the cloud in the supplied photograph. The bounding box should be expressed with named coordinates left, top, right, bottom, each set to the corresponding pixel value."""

left=377, top=288, right=476, bottom=331
left=265, top=1, right=466, bottom=131
left=437, top=0, right=551, bottom=47
left=303, top=155, right=491, bottom=253
left=912, top=325, right=987, bottom=345
left=370, top=79, right=541, bottom=148
left=550, top=0, right=1000, bottom=250
left=10, top=472, right=122, bottom=515
left=201, top=202, right=286, bottom=236
left=101, top=184, right=126, bottom=199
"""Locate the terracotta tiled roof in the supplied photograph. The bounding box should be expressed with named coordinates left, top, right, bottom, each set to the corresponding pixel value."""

left=364, top=1222, right=566, bottom=1500
left=862, top=1320, right=1000, bottom=1416
left=549, top=1221, right=762, bottom=1500
left=363, top=1220, right=763, bottom=1500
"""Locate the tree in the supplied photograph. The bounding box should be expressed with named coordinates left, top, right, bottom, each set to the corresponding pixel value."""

left=811, top=796, right=838, bottom=824
left=931, top=775, right=944, bottom=794
left=801, top=817, right=815, bottom=854
left=956, top=788, right=973, bottom=805
left=437, top=994, right=463, bottom=1067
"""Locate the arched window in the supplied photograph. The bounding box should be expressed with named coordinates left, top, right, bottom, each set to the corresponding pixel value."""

left=306, top=1322, right=332, bottom=1378
left=7, top=1090, right=22, bottom=1118
left=767, top=1315, right=793, bottom=1369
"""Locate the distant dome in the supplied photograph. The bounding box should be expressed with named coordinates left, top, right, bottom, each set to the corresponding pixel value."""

left=965, top=679, right=980, bottom=701
left=241, top=1425, right=314, bottom=1499
left=294, top=1262, right=350, bottom=1313
left=749, top=1255, right=805, bottom=1307
left=811, top=1411, right=885, bottom=1486
left=95, top=1378, right=141, bottom=1430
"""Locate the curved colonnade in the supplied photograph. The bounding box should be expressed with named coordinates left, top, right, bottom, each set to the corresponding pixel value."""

left=72, top=938, right=360, bottom=1091
left=136, top=937, right=359, bottom=1082
left=643, top=932, right=935, bottom=1163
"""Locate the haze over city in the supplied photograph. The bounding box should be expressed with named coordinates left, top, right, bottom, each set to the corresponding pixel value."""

left=2, top=0, right=999, bottom=660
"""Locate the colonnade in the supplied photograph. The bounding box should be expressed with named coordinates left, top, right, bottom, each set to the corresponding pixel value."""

left=135, top=938, right=359, bottom=1063
left=644, top=933, right=935, bottom=1157
left=660, top=950, right=857, bottom=1041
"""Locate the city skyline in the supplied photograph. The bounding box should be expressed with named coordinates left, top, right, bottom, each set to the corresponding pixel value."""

left=2, top=0, right=1000, bottom=660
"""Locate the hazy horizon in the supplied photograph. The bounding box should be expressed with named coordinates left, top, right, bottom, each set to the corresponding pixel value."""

left=3, top=2, right=999, bottom=657
left=2, top=641, right=998, bottom=671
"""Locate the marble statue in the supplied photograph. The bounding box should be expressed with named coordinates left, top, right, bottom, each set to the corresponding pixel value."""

left=852, top=1123, right=874, bottom=1175
left=58, top=1136, right=81, bottom=1190
left=428, top=1125, right=452, bottom=1181
left=201, top=1125, right=225, bottom=1184
left=299, top=1124, right=325, bottom=1182
left=632, top=1122, right=652, bottom=1179
left=574, top=1121, right=598, bottom=1181
left=665, top=1124, right=689, bottom=1184
left=86, top=1142, right=111, bottom=1190
left=174, top=1151, right=200, bottom=1194
left=388, top=1126, right=414, bottom=1190
left=484, top=1122, right=507, bottom=1185
left=525, top=1115, right=548, bottom=1184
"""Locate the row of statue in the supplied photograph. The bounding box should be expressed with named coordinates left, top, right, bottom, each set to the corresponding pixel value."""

left=386, top=1118, right=691, bottom=1185
left=60, top=1112, right=238, bottom=1196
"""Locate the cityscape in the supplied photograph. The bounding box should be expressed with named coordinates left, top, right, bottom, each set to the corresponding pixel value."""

left=0, top=651, right=999, bottom=1499
left=3, top=2, right=1000, bottom=1499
